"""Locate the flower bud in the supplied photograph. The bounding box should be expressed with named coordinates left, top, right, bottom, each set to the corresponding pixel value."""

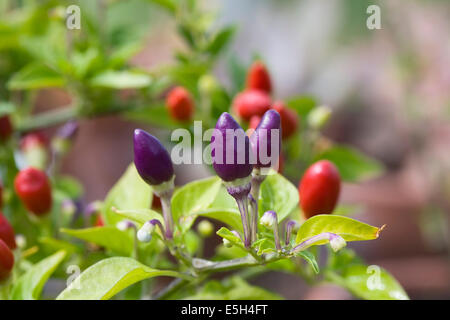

left=52, top=121, right=79, bottom=154
left=134, top=129, right=174, bottom=186
left=246, top=61, right=272, bottom=94
left=61, top=199, right=76, bottom=217
left=198, top=75, right=219, bottom=95
left=223, top=237, right=232, bottom=248
left=20, top=132, right=49, bottom=170
left=232, top=90, right=271, bottom=121
left=0, top=212, right=16, bottom=249
left=15, top=234, right=26, bottom=249
left=116, top=219, right=136, bottom=231
left=0, top=115, right=13, bottom=142
left=197, top=220, right=214, bottom=238
left=250, top=109, right=281, bottom=169
left=211, top=112, right=253, bottom=183
left=260, top=210, right=277, bottom=228
left=308, top=105, right=331, bottom=130
left=137, top=220, right=156, bottom=243
left=329, top=233, right=347, bottom=252
left=0, top=239, right=14, bottom=281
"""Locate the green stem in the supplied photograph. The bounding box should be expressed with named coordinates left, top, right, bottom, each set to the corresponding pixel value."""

left=17, top=106, right=78, bottom=132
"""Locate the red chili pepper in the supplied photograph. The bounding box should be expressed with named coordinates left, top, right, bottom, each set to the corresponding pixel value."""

left=95, top=215, right=104, bottom=227
left=246, top=61, right=272, bottom=93
left=20, top=132, right=48, bottom=151
left=0, top=239, right=14, bottom=281
left=298, top=160, right=341, bottom=219
left=271, top=101, right=299, bottom=140
left=249, top=115, right=262, bottom=130
left=0, top=116, right=13, bottom=142
left=0, top=213, right=16, bottom=250
left=14, top=168, right=52, bottom=216
left=232, top=89, right=271, bottom=121
left=166, top=86, right=194, bottom=122
left=0, top=183, right=3, bottom=209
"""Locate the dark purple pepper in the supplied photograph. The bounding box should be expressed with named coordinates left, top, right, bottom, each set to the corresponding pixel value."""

left=133, top=129, right=174, bottom=185
left=250, top=109, right=281, bottom=169
left=211, top=112, right=253, bottom=182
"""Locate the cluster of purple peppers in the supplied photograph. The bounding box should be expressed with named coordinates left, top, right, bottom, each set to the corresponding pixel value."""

left=133, top=110, right=303, bottom=250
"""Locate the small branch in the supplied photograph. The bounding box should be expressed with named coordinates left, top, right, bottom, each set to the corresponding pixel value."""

left=18, top=106, right=78, bottom=132
left=153, top=278, right=188, bottom=300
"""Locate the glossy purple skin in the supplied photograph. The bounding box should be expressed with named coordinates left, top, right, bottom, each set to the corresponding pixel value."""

left=211, top=113, right=253, bottom=182
left=133, top=129, right=174, bottom=185
left=250, top=109, right=281, bottom=168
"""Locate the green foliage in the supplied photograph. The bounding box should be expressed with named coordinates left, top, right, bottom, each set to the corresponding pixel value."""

left=10, top=251, right=67, bottom=300
left=259, top=173, right=299, bottom=223
left=315, top=145, right=384, bottom=182
left=296, top=215, right=382, bottom=245
left=103, top=164, right=152, bottom=226
left=56, top=257, right=188, bottom=300
left=61, top=227, right=134, bottom=256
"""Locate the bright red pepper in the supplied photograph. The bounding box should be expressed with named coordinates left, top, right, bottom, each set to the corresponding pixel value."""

left=246, top=61, right=272, bottom=93
left=271, top=101, right=299, bottom=140
left=20, top=132, right=48, bottom=151
left=95, top=215, right=104, bottom=227
left=0, top=213, right=16, bottom=249
left=14, top=168, right=52, bottom=216
left=166, top=86, right=194, bottom=122
left=298, top=160, right=341, bottom=219
left=249, top=115, right=262, bottom=130
left=232, top=89, right=271, bottom=121
left=0, top=116, right=13, bottom=141
left=0, top=183, right=3, bottom=208
left=0, top=239, right=14, bottom=281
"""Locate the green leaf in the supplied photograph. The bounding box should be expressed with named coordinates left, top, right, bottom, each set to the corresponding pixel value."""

left=195, top=208, right=243, bottom=232
left=296, top=215, right=383, bottom=245
left=296, top=251, right=319, bottom=274
left=11, top=251, right=67, bottom=300
left=56, top=257, right=188, bottom=300
left=8, top=63, right=65, bottom=90
left=205, top=26, right=236, bottom=56
left=315, top=145, right=384, bottom=182
left=148, top=0, right=177, bottom=14
left=0, top=102, right=15, bottom=116
left=113, top=208, right=163, bottom=225
left=172, top=176, right=222, bottom=224
left=54, top=175, right=84, bottom=199
left=286, top=95, right=317, bottom=117
left=327, top=264, right=409, bottom=300
left=61, top=227, right=134, bottom=256
left=216, top=227, right=244, bottom=249
left=103, top=164, right=152, bottom=226
left=90, top=70, right=152, bottom=89
left=259, top=173, right=299, bottom=223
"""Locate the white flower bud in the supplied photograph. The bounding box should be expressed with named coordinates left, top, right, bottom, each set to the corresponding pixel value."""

left=308, top=105, right=332, bottom=130
left=137, top=221, right=155, bottom=243
left=223, top=238, right=232, bottom=248
left=329, top=234, right=347, bottom=252
left=260, top=211, right=277, bottom=228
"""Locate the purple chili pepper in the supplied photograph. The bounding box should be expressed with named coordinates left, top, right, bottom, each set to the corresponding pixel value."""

left=249, top=109, right=281, bottom=169
left=133, top=129, right=174, bottom=186
left=211, top=112, right=253, bottom=183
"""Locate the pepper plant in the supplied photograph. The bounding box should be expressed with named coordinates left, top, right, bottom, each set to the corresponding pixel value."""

left=0, top=0, right=408, bottom=300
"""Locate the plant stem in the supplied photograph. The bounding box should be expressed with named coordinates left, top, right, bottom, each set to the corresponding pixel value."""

left=153, top=278, right=188, bottom=300
left=159, top=192, right=174, bottom=240
left=18, top=106, right=78, bottom=132
left=235, top=196, right=251, bottom=248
